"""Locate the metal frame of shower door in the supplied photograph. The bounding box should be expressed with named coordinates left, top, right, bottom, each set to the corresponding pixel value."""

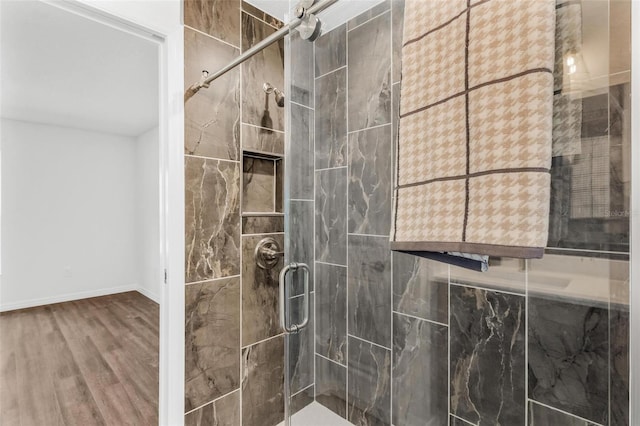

left=631, top=1, right=639, bottom=425
left=38, top=2, right=185, bottom=425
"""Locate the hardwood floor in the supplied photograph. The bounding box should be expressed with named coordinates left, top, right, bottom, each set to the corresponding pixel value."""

left=0, top=291, right=159, bottom=426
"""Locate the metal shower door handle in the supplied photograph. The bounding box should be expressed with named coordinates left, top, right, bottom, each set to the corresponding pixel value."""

left=279, top=262, right=310, bottom=334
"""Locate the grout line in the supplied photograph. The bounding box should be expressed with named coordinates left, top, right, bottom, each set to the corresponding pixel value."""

left=393, top=310, right=448, bottom=328
left=185, top=275, right=241, bottom=286
left=184, top=24, right=240, bottom=50
left=347, top=333, right=392, bottom=352
left=289, top=198, right=314, bottom=202
left=290, top=100, right=314, bottom=110
left=346, top=123, right=392, bottom=135
left=184, top=388, right=240, bottom=416
left=347, top=232, right=390, bottom=238
left=242, top=121, right=285, bottom=134
left=347, top=8, right=391, bottom=34
left=316, top=260, right=347, bottom=268
left=241, top=332, right=285, bottom=351
left=450, top=413, right=477, bottom=426
left=315, top=165, right=348, bottom=172
left=314, top=64, right=348, bottom=81
left=291, top=383, right=314, bottom=398
left=241, top=232, right=285, bottom=237
left=238, top=7, right=244, bottom=424
left=184, top=154, right=240, bottom=163
left=316, top=352, right=347, bottom=369
left=525, top=259, right=529, bottom=426
left=528, top=400, right=606, bottom=426
left=345, top=21, right=351, bottom=419
left=447, top=264, right=452, bottom=426
left=449, top=281, right=526, bottom=298
left=389, top=6, right=395, bottom=421
left=313, top=36, right=318, bottom=404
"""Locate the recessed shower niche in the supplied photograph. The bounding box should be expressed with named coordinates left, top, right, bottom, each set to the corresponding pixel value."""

left=242, top=149, right=283, bottom=215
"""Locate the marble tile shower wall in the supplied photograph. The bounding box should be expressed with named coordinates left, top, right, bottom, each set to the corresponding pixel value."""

left=310, top=1, right=630, bottom=426
left=183, top=1, right=289, bottom=425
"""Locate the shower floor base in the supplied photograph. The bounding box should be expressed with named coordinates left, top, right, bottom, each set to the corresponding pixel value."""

left=278, top=401, right=353, bottom=426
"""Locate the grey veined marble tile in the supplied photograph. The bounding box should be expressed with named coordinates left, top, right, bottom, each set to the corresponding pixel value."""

left=528, top=296, right=609, bottom=425
left=315, top=24, right=346, bottom=78
left=348, top=336, right=392, bottom=426
left=290, top=31, right=314, bottom=106
left=348, top=235, right=392, bottom=348
left=315, top=168, right=348, bottom=265
left=184, top=28, right=240, bottom=161
left=316, top=262, right=347, bottom=364
left=242, top=13, right=285, bottom=132
left=528, top=400, right=598, bottom=426
left=392, top=313, right=448, bottom=426
left=610, top=305, right=630, bottom=426
left=242, top=157, right=275, bottom=213
left=242, top=234, right=284, bottom=346
left=185, top=157, right=240, bottom=282
left=393, top=251, right=448, bottom=325
left=290, top=201, right=314, bottom=295
left=347, top=11, right=391, bottom=132
left=391, top=0, right=405, bottom=84
left=348, top=125, right=392, bottom=235
left=288, top=293, right=314, bottom=394
left=185, top=390, right=240, bottom=426
left=184, top=0, right=241, bottom=48
left=290, top=103, right=314, bottom=200
left=185, top=278, right=240, bottom=411
left=316, top=355, right=347, bottom=419
left=242, top=335, right=284, bottom=426
left=315, top=68, right=347, bottom=169
left=241, top=123, right=284, bottom=155
left=450, top=285, right=526, bottom=425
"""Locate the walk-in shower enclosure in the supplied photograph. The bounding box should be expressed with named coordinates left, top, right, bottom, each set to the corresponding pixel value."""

left=182, top=0, right=632, bottom=425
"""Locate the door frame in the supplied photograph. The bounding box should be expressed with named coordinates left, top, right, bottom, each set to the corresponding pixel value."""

left=42, top=1, right=186, bottom=424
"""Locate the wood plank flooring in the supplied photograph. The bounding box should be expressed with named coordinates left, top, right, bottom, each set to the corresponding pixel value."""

left=0, top=291, right=159, bottom=426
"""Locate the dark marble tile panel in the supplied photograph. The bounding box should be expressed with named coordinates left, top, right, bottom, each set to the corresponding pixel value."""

left=348, top=125, right=392, bottom=235
left=450, top=415, right=475, bottom=426
left=393, top=252, right=448, bottom=324
left=185, top=278, right=240, bottom=411
left=242, top=335, right=284, bottom=426
left=348, top=235, right=391, bottom=347
left=290, top=31, right=314, bottom=106
left=290, top=103, right=314, bottom=199
left=241, top=1, right=283, bottom=29
left=184, top=0, right=240, bottom=48
left=528, top=401, right=598, bottom=426
left=242, top=215, right=284, bottom=234
left=290, top=201, right=315, bottom=295
left=347, top=0, right=391, bottom=30
left=315, top=68, right=347, bottom=169
left=315, top=168, right=348, bottom=265
left=185, top=157, right=240, bottom=282
left=185, top=28, right=240, bottom=160
left=242, top=13, right=285, bottom=132
left=289, top=294, right=314, bottom=394
left=392, top=313, right=448, bottom=426
left=184, top=390, right=240, bottom=426
left=315, top=355, right=347, bottom=418
left=391, top=0, right=404, bottom=84
left=347, top=12, right=391, bottom=132
left=314, top=24, right=346, bottom=77
left=290, top=385, right=314, bottom=416
left=241, top=124, right=284, bottom=155
left=243, top=158, right=274, bottom=213
left=347, top=336, right=391, bottom=426
left=450, top=285, right=526, bottom=425
left=528, top=296, right=608, bottom=424
left=450, top=257, right=526, bottom=294
left=610, top=306, right=630, bottom=426
left=275, top=159, right=283, bottom=212
left=316, top=262, right=347, bottom=364
left=242, top=234, right=284, bottom=346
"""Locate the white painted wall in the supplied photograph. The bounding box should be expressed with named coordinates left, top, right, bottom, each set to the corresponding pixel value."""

left=135, top=126, right=161, bottom=303
left=0, top=119, right=139, bottom=310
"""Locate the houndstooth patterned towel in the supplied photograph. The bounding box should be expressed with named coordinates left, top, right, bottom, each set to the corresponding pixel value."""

left=391, top=0, right=556, bottom=259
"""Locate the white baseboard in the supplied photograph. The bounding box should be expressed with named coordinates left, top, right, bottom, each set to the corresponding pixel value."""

left=136, top=285, right=161, bottom=304
left=0, top=283, right=143, bottom=312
